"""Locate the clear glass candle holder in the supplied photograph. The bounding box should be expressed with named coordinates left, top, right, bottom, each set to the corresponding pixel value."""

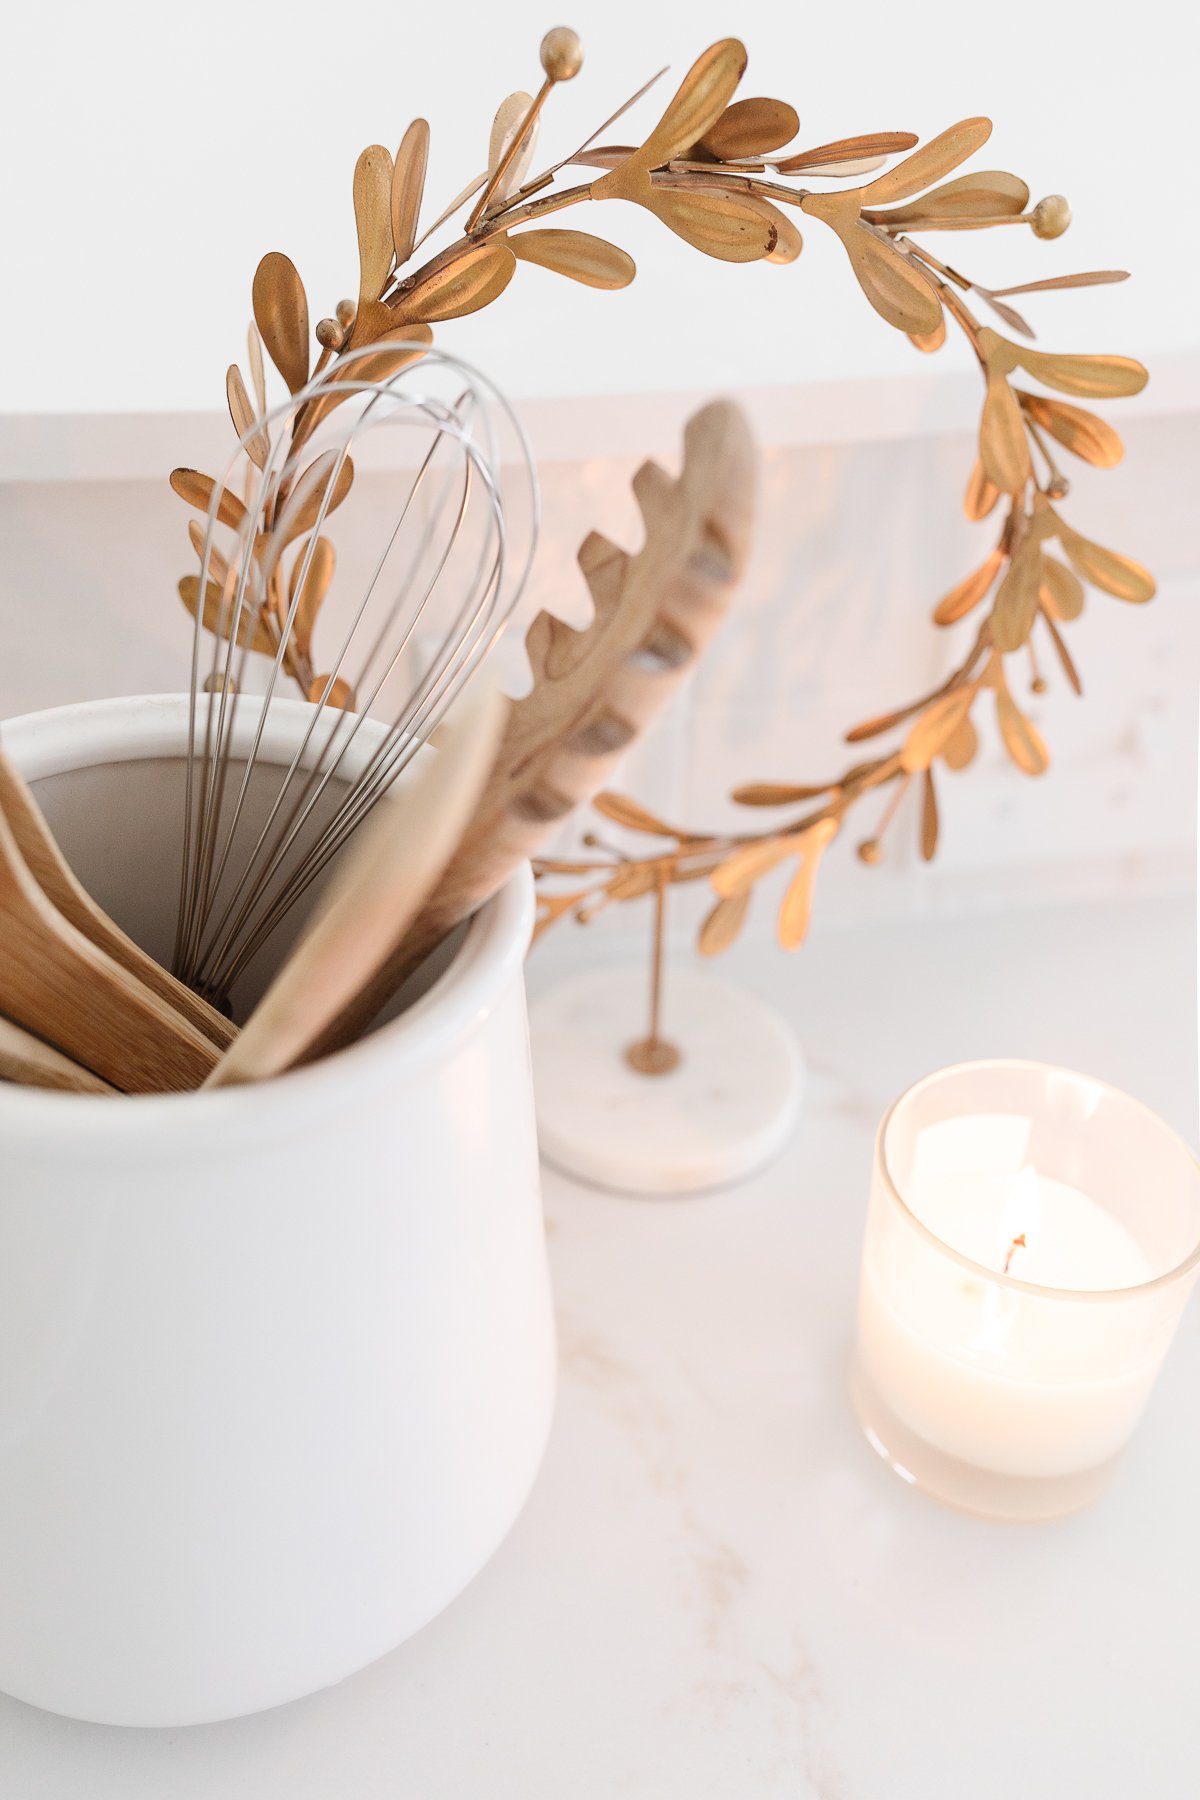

left=851, top=1060, right=1200, bottom=1522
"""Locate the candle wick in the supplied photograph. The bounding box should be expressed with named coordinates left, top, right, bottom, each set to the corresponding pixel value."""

left=1003, top=1232, right=1027, bottom=1276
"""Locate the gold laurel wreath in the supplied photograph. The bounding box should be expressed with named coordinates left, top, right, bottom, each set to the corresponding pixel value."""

left=169, top=28, right=1153, bottom=956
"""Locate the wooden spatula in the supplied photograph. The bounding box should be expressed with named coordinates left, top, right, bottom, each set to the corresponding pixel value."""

left=0, top=807, right=220, bottom=1093
left=0, top=750, right=235, bottom=1049
left=0, top=1015, right=116, bottom=1095
left=203, top=676, right=508, bottom=1088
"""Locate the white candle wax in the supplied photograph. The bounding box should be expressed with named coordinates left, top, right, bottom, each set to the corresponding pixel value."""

left=857, top=1115, right=1162, bottom=1480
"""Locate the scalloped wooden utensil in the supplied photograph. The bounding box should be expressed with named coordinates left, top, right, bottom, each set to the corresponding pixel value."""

left=306, top=396, right=756, bottom=1057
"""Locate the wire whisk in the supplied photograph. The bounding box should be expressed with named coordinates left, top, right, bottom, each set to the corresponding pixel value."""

left=173, top=344, right=538, bottom=1006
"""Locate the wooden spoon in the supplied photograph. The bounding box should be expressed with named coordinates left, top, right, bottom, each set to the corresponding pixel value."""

left=0, top=1015, right=116, bottom=1095
left=204, top=676, right=507, bottom=1088
left=0, top=750, right=235, bottom=1048
left=0, top=807, right=220, bottom=1093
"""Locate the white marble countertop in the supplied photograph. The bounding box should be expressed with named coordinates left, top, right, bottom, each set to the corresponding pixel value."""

left=2, top=893, right=1196, bottom=1799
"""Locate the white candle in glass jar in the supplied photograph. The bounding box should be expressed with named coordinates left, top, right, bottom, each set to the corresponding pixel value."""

left=857, top=1114, right=1162, bottom=1481
left=854, top=1066, right=1200, bottom=1520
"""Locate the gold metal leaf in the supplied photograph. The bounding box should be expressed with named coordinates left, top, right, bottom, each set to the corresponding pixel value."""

left=740, top=197, right=803, bottom=264
left=308, top=675, right=354, bottom=710
left=178, top=576, right=274, bottom=655
left=252, top=252, right=310, bottom=396
left=699, top=891, right=751, bottom=956
left=800, top=157, right=889, bottom=179
left=697, top=97, right=799, bottom=161
left=711, top=835, right=794, bottom=898
left=777, top=819, right=838, bottom=950
left=990, top=536, right=1040, bottom=652
left=414, top=172, right=488, bottom=249
left=844, top=225, right=942, bottom=335
left=1012, top=346, right=1148, bottom=400
left=639, top=38, right=748, bottom=169
left=941, top=714, right=978, bottom=771
left=1039, top=554, right=1085, bottom=620
left=846, top=696, right=929, bottom=742
left=187, top=520, right=229, bottom=588
left=866, top=169, right=1029, bottom=226
left=933, top=548, right=1004, bottom=625
left=990, top=270, right=1129, bottom=299
left=996, top=690, right=1049, bottom=775
left=901, top=688, right=975, bottom=772
left=592, top=38, right=747, bottom=200
left=979, top=370, right=1032, bottom=492
left=346, top=299, right=395, bottom=346
left=860, top=117, right=993, bottom=206
left=275, top=453, right=355, bottom=552
left=354, top=144, right=395, bottom=309
left=964, top=460, right=1000, bottom=521
left=225, top=364, right=269, bottom=469
left=776, top=132, right=917, bottom=173
left=920, top=768, right=939, bottom=861
left=1055, top=519, right=1155, bottom=603
left=287, top=536, right=335, bottom=661
left=732, top=782, right=832, bottom=806
left=391, top=119, right=430, bottom=265
left=170, top=469, right=249, bottom=531
left=910, top=317, right=946, bottom=353
left=246, top=323, right=267, bottom=415
left=641, top=187, right=776, bottom=262
left=1018, top=392, right=1123, bottom=467
left=803, top=196, right=941, bottom=335
left=570, top=146, right=637, bottom=171
left=981, top=294, right=1035, bottom=338
left=488, top=93, right=541, bottom=205
left=511, top=228, right=635, bottom=288
left=591, top=793, right=675, bottom=835
left=394, top=243, right=517, bottom=322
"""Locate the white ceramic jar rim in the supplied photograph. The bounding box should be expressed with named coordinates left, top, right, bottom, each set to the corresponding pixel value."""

left=0, top=694, right=533, bottom=1148
left=876, top=1057, right=1200, bottom=1304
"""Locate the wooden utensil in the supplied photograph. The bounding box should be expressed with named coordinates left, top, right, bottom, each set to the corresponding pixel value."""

left=0, top=751, right=235, bottom=1048
left=0, top=1016, right=116, bottom=1095
left=204, top=676, right=507, bottom=1088
left=311, top=398, right=756, bottom=1053
left=0, top=807, right=220, bottom=1093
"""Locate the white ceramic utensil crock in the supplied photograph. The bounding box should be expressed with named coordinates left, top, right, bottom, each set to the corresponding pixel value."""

left=0, top=695, right=554, bottom=1728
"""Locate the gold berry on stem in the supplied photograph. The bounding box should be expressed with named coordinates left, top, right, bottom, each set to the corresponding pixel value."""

left=1031, top=194, right=1072, bottom=239
left=540, top=26, right=583, bottom=82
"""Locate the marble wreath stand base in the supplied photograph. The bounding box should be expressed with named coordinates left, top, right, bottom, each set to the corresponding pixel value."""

left=529, top=961, right=804, bottom=1194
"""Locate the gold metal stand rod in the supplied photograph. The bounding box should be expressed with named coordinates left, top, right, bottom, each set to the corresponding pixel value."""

left=625, top=867, right=681, bottom=1076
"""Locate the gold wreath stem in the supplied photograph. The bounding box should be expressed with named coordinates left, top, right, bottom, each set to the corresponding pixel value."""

left=386, top=166, right=808, bottom=308
left=898, top=243, right=973, bottom=291
left=868, top=211, right=1042, bottom=233
left=383, top=183, right=593, bottom=305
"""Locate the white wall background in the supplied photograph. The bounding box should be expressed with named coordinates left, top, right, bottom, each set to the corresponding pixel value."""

left=1, top=0, right=1195, bottom=413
